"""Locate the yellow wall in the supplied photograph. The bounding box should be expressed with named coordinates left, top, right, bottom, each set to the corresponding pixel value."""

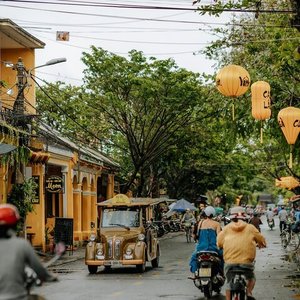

left=0, top=49, right=36, bottom=114
left=26, top=165, right=45, bottom=250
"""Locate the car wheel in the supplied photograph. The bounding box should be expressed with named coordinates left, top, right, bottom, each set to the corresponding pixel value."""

left=151, top=247, right=160, bottom=268
left=136, top=261, right=146, bottom=273
left=88, top=265, right=98, bottom=274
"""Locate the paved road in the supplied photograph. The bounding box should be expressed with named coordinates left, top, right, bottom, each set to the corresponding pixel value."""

left=35, top=216, right=300, bottom=299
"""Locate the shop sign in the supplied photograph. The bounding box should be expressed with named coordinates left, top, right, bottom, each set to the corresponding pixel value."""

left=32, top=176, right=40, bottom=204
left=46, top=175, right=63, bottom=193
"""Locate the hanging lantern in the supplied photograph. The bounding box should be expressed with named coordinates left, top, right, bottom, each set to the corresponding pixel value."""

left=277, top=106, right=300, bottom=168
left=275, top=176, right=300, bottom=190
left=251, top=81, right=271, bottom=143
left=216, top=64, right=251, bottom=119
left=251, top=81, right=271, bottom=120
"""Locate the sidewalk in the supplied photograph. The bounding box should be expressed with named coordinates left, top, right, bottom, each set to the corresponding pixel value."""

left=253, top=215, right=300, bottom=299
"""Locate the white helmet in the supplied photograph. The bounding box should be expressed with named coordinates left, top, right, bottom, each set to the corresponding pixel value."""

left=204, top=206, right=216, bottom=218
left=229, top=206, right=248, bottom=220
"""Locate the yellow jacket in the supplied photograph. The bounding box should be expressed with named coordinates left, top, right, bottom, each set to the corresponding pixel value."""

left=217, top=220, right=266, bottom=264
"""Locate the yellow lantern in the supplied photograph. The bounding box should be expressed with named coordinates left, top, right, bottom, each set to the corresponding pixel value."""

left=251, top=81, right=271, bottom=120
left=216, top=64, right=251, bottom=120
left=278, top=106, right=300, bottom=168
left=275, top=176, right=300, bottom=190
left=251, top=81, right=271, bottom=143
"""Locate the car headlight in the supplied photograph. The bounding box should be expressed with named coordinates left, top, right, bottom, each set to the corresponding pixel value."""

left=138, top=234, right=145, bottom=241
left=89, top=233, right=96, bottom=242
left=126, top=248, right=133, bottom=255
left=97, top=249, right=104, bottom=256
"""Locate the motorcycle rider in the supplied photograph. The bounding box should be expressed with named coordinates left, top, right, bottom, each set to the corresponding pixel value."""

left=278, top=205, right=288, bottom=233
left=189, top=206, right=223, bottom=278
left=0, top=203, right=57, bottom=300
left=217, top=206, right=266, bottom=300
left=266, top=207, right=275, bottom=229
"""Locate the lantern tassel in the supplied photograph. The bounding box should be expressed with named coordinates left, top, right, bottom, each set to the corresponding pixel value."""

left=289, top=152, right=293, bottom=169
left=232, top=102, right=235, bottom=121
left=260, top=121, right=263, bottom=143
left=289, top=144, right=294, bottom=169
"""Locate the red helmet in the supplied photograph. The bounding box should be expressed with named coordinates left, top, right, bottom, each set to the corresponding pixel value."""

left=0, top=204, right=20, bottom=226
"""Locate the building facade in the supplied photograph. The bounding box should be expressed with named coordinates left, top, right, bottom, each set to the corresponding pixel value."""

left=0, top=19, right=119, bottom=251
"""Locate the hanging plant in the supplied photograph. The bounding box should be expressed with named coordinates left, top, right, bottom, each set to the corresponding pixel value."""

left=1, top=146, right=30, bottom=167
left=7, top=177, right=37, bottom=233
left=0, top=120, right=20, bottom=145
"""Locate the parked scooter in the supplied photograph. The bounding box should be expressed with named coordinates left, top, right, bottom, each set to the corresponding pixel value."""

left=191, top=250, right=224, bottom=299
left=26, top=242, right=65, bottom=300
left=267, top=218, right=275, bottom=230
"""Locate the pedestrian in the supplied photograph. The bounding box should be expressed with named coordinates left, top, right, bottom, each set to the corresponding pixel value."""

left=249, top=211, right=263, bottom=232
left=0, top=204, right=57, bottom=300
left=278, top=205, right=288, bottom=233
left=189, top=206, right=223, bottom=278
left=217, top=206, right=266, bottom=300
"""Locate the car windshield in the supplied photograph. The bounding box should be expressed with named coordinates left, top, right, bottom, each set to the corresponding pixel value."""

left=101, top=207, right=140, bottom=228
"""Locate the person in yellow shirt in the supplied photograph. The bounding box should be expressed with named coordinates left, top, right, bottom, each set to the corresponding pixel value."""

left=217, top=206, right=266, bottom=300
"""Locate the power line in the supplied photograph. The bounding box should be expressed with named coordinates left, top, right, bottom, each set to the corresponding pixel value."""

left=0, top=0, right=296, bottom=14
left=30, top=73, right=108, bottom=145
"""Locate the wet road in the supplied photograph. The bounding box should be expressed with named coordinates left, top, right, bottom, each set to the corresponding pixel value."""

left=36, top=216, right=300, bottom=299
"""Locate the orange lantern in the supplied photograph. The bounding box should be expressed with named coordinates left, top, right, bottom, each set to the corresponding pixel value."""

left=251, top=81, right=271, bottom=120
left=275, top=176, right=300, bottom=190
left=278, top=106, right=300, bottom=168
left=251, top=81, right=271, bottom=143
left=216, top=64, right=251, bottom=120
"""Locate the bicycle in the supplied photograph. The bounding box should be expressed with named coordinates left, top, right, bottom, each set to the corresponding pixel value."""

left=228, top=267, right=247, bottom=300
left=183, top=222, right=192, bottom=243
left=280, top=222, right=300, bottom=251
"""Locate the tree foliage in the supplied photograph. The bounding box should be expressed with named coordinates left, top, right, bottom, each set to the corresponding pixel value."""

left=200, top=0, right=300, bottom=198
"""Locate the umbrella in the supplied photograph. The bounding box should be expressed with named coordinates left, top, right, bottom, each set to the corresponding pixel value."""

left=170, top=199, right=197, bottom=212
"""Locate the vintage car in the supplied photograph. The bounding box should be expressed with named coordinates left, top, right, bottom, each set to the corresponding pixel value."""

left=85, top=194, right=161, bottom=274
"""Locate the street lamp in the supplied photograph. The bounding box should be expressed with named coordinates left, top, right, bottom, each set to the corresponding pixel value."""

left=31, top=57, right=67, bottom=71
left=13, top=57, right=67, bottom=115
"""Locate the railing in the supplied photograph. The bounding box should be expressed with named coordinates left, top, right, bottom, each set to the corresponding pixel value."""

left=0, top=106, right=14, bottom=123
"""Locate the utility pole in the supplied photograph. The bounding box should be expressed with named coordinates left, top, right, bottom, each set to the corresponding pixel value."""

left=13, top=57, right=27, bottom=127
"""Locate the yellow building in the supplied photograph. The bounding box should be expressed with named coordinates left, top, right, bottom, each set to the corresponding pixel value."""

left=0, top=19, right=119, bottom=251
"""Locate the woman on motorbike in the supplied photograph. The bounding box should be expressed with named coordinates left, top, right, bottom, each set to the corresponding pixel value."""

left=0, top=204, right=57, bottom=300
left=189, top=206, right=223, bottom=278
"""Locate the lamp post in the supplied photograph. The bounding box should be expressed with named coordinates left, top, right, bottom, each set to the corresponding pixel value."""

left=9, top=56, right=67, bottom=183
left=12, top=57, right=67, bottom=123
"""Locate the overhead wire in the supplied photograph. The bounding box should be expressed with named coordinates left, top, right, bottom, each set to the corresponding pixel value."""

left=0, top=0, right=295, bottom=13
left=30, top=73, right=115, bottom=147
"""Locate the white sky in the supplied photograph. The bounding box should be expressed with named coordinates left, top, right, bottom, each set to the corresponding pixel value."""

left=0, top=0, right=232, bottom=85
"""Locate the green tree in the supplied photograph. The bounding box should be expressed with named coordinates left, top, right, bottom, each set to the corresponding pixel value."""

left=200, top=0, right=300, bottom=197
left=81, top=48, right=217, bottom=195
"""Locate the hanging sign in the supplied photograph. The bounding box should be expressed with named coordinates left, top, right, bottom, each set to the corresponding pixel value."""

left=45, top=175, right=63, bottom=193
left=31, top=176, right=40, bottom=204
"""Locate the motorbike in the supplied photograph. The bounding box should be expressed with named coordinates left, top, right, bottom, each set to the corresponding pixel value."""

left=267, top=218, right=275, bottom=230
left=26, top=242, right=65, bottom=300
left=168, top=219, right=181, bottom=232
left=192, top=250, right=224, bottom=299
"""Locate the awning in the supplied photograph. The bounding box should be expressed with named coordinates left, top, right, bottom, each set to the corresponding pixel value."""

left=29, top=151, right=50, bottom=164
